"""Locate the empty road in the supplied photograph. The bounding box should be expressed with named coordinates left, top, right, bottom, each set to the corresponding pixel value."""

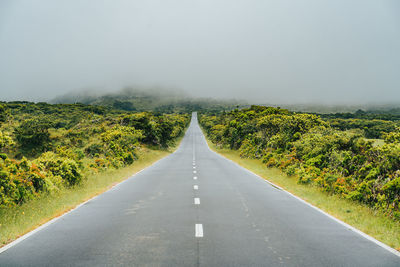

left=0, top=113, right=399, bottom=266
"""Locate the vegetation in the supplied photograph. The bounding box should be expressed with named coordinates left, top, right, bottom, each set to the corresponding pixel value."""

left=206, top=143, right=400, bottom=250
left=318, top=109, right=400, bottom=139
left=279, top=103, right=400, bottom=115
left=328, top=118, right=397, bottom=139
left=0, top=148, right=170, bottom=246
left=199, top=105, right=400, bottom=221
left=0, top=102, right=189, bottom=208
left=51, top=87, right=244, bottom=113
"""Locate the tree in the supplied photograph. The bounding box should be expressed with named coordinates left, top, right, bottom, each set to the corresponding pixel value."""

left=0, top=104, right=10, bottom=124
left=14, top=118, right=52, bottom=152
left=113, top=100, right=136, bottom=111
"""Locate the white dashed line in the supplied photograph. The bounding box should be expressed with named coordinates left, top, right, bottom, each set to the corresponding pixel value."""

left=193, top=170, right=196, bottom=174
left=195, top=224, right=203, bottom=237
left=194, top=198, right=200, bottom=205
left=193, top=176, right=197, bottom=180
left=193, top=166, right=196, bottom=169
left=194, top=185, right=199, bottom=190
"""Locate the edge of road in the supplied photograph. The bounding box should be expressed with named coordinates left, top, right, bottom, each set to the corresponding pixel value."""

left=0, top=152, right=173, bottom=255
left=199, top=127, right=400, bottom=258
left=3, top=117, right=398, bottom=258
left=0, top=125, right=192, bottom=255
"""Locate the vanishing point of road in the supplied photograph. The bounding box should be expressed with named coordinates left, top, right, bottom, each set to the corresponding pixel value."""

left=0, top=113, right=399, bottom=266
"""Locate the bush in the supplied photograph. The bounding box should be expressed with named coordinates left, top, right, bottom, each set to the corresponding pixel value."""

left=85, top=143, right=104, bottom=157
left=0, top=102, right=190, bottom=207
left=14, top=118, right=52, bottom=152
left=0, top=104, right=9, bottom=123
left=36, top=152, right=82, bottom=186
left=101, top=126, right=142, bottom=166
left=0, top=170, right=18, bottom=206
left=0, top=131, right=14, bottom=150
left=199, top=106, right=400, bottom=219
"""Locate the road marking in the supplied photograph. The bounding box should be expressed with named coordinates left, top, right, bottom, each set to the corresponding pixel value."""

left=193, top=170, right=197, bottom=174
left=0, top=114, right=201, bottom=255
left=193, top=176, right=197, bottom=180
left=194, top=198, right=200, bottom=205
left=193, top=166, right=196, bottom=169
left=192, top=134, right=195, bottom=161
left=203, top=136, right=400, bottom=258
left=0, top=153, right=169, bottom=254
left=194, top=185, right=199, bottom=190
left=193, top=162, right=195, bottom=165
left=195, top=224, right=203, bottom=237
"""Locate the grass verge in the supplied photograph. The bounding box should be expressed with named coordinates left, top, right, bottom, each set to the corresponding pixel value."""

left=0, top=146, right=174, bottom=247
left=206, top=140, right=400, bottom=251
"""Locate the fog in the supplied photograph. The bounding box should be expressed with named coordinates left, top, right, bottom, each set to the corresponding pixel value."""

left=0, top=0, right=399, bottom=104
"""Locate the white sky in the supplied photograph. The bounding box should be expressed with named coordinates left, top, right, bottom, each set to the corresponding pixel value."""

left=0, top=0, right=399, bottom=104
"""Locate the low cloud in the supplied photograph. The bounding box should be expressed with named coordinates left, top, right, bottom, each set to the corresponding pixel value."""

left=0, top=0, right=399, bottom=104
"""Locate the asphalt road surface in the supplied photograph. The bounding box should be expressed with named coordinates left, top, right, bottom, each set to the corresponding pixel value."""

left=1, top=113, right=399, bottom=266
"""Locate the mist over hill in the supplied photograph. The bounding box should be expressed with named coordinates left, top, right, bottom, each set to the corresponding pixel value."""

left=273, top=103, right=400, bottom=115
left=51, top=87, right=245, bottom=113
left=49, top=86, right=400, bottom=116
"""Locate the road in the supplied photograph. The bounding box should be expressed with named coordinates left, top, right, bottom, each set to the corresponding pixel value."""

left=1, top=113, right=399, bottom=266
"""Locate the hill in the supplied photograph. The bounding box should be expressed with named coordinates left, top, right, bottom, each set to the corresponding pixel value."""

left=51, top=87, right=244, bottom=113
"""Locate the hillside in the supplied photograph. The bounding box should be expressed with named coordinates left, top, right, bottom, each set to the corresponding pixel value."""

left=51, top=87, right=244, bottom=113
left=0, top=102, right=189, bottom=207
left=200, top=105, right=400, bottom=220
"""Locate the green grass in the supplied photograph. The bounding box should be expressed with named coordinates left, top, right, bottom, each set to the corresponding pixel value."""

left=206, top=141, right=400, bottom=251
left=0, top=147, right=173, bottom=246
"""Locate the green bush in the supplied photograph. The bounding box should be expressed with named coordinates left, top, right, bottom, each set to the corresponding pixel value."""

left=200, top=106, right=400, bottom=220
left=14, top=118, right=52, bottom=152
left=0, top=170, right=18, bottom=206
left=36, top=152, right=82, bottom=186
left=0, top=102, right=190, bottom=207
left=0, top=104, right=10, bottom=123
left=0, top=131, right=14, bottom=150
left=85, top=143, right=104, bottom=157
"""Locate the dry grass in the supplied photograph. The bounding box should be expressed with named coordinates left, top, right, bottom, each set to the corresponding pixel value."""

left=0, top=147, right=173, bottom=246
left=207, top=141, right=400, bottom=251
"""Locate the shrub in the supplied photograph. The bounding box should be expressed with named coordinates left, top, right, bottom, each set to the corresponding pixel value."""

left=199, top=106, right=400, bottom=219
left=0, top=170, right=18, bottom=206
left=36, top=152, right=82, bottom=186
left=0, top=131, right=14, bottom=150
left=14, top=118, right=52, bottom=152
left=0, top=104, right=9, bottom=123
left=85, top=143, right=104, bottom=157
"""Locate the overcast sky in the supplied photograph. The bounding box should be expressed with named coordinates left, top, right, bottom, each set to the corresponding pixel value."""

left=0, top=0, right=399, bottom=104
